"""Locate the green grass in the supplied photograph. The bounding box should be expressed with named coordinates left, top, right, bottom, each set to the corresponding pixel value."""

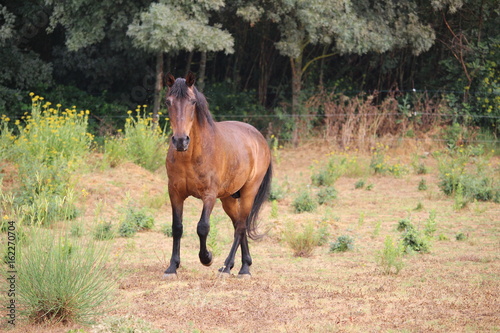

left=16, top=230, right=115, bottom=324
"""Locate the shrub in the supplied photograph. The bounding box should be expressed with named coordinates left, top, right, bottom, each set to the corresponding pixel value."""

left=269, top=180, right=285, bottom=201
left=418, top=179, right=428, bottom=191
left=317, top=186, right=337, bottom=205
left=455, top=232, right=468, bottom=241
left=118, top=208, right=155, bottom=237
left=311, top=153, right=361, bottom=186
left=104, top=106, right=169, bottom=171
left=370, top=143, right=409, bottom=176
left=376, top=236, right=405, bottom=275
left=93, top=222, right=114, bottom=241
left=292, top=190, right=317, bottom=213
left=283, top=222, right=320, bottom=257
left=118, top=219, right=138, bottom=238
left=401, top=226, right=430, bottom=253
left=1, top=95, right=92, bottom=226
left=16, top=230, right=115, bottom=324
left=329, top=235, right=355, bottom=253
left=354, top=179, right=365, bottom=189
left=396, top=218, right=412, bottom=232
left=437, top=145, right=500, bottom=205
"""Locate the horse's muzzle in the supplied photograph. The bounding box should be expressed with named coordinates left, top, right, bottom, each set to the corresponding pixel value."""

left=172, top=135, right=190, bottom=151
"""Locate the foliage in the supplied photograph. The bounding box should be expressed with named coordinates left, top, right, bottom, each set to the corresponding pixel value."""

left=437, top=145, right=500, bottom=205
left=292, top=190, right=317, bottom=213
left=397, top=219, right=431, bottom=254
left=104, top=106, right=169, bottom=171
left=370, top=143, right=409, bottom=177
left=329, top=235, right=355, bottom=253
left=16, top=230, right=115, bottom=324
left=127, top=0, right=233, bottom=54
left=311, top=152, right=362, bottom=187
left=93, top=222, right=115, bottom=241
left=418, top=179, right=428, bottom=191
left=1, top=95, right=92, bottom=225
left=375, top=236, right=405, bottom=275
left=354, top=179, right=365, bottom=189
left=283, top=222, right=321, bottom=257
left=119, top=207, right=155, bottom=237
left=269, top=180, right=285, bottom=201
left=161, top=224, right=173, bottom=237
left=317, top=186, right=337, bottom=205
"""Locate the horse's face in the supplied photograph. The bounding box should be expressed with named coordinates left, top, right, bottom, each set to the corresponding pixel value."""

left=165, top=73, right=197, bottom=152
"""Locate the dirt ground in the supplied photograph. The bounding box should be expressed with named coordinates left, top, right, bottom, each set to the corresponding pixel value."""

left=4, top=140, right=500, bottom=333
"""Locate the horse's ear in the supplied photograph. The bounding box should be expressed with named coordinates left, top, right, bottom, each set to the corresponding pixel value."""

left=185, top=72, right=195, bottom=87
left=165, top=73, right=176, bottom=88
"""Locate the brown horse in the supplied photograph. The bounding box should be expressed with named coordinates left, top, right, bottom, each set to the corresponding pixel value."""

left=163, top=72, right=272, bottom=278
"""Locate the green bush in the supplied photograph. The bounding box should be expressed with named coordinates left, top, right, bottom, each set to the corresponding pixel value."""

left=16, top=230, right=115, bottom=324
left=93, top=222, right=114, bottom=241
left=354, top=179, right=365, bottom=189
left=118, top=208, right=155, bottom=237
left=401, top=226, right=430, bottom=253
left=1, top=96, right=92, bottom=226
left=103, top=106, right=169, bottom=172
left=317, top=186, right=337, bottom=205
left=329, top=235, right=355, bottom=253
left=376, top=236, right=405, bottom=275
left=418, top=179, right=428, bottom=191
left=292, top=190, right=317, bottom=213
left=269, top=180, right=285, bottom=201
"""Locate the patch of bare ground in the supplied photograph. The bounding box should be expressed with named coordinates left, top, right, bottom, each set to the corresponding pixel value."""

left=4, top=140, right=500, bottom=332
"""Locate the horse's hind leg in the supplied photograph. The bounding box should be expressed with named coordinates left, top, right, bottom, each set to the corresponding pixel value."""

left=220, top=191, right=255, bottom=277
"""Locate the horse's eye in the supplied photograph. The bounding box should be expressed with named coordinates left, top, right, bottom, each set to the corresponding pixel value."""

left=165, top=99, right=172, bottom=107
left=190, top=99, right=197, bottom=105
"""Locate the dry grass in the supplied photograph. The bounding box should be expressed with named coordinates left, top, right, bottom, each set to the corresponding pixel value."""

left=3, top=141, right=500, bottom=333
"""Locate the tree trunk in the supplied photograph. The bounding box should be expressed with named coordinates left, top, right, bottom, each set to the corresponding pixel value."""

left=198, top=51, right=207, bottom=92
left=152, top=52, right=163, bottom=130
left=290, top=54, right=303, bottom=147
left=185, top=51, right=194, bottom=76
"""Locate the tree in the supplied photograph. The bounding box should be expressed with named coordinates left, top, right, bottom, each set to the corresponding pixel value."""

left=237, top=0, right=435, bottom=144
left=127, top=1, right=234, bottom=122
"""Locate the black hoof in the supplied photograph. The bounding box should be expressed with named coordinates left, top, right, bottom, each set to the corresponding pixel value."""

left=163, top=273, right=177, bottom=280
left=237, top=273, right=252, bottom=279
left=200, top=251, right=213, bottom=266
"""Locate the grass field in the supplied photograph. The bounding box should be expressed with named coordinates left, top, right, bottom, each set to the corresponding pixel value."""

left=1, top=138, right=499, bottom=333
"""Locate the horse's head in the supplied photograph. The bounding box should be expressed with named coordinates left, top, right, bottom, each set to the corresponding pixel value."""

left=165, top=72, right=197, bottom=152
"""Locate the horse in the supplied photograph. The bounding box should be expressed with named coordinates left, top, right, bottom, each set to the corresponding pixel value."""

left=163, top=72, right=272, bottom=278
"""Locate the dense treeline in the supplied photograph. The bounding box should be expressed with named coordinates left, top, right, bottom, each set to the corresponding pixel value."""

left=0, top=0, right=498, bottom=138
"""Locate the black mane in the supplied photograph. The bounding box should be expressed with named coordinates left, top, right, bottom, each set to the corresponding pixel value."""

left=168, top=78, right=214, bottom=127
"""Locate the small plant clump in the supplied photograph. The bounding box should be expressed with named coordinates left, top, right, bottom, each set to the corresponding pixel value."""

left=16, top=230, right=115, bottom=324
left=283, top=222, right=321, bottom=257
left=118, top=208, right=155, bottom=238
left=418, top=179, right=428, bottom=191
left=329, top=235, right=355, bottom=253
left=376, top=236, right=405, bottom=275
left=354, top=179, right=365, bottom=189
left=317, top=186, right=337, bottom=205
left=399, top=222, right=431, bottom=253
left=93, top=222, right=114, bottom=241
left=292, top=190, right=317, bottom=213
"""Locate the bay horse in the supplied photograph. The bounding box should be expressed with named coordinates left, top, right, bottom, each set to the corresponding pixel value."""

left=163, top=72, right=272, bottom=278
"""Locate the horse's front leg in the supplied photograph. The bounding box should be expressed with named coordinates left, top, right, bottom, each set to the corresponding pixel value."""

left=164, top=194, right=184, bottom=277
left=197, top=197, right=216, bottom=266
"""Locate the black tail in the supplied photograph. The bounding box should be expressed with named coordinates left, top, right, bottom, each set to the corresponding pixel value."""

left=247, top=161, right=273, bottom=240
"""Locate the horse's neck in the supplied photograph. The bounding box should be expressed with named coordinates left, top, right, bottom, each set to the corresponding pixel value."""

left=189, top=119, right=216, bottom=157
